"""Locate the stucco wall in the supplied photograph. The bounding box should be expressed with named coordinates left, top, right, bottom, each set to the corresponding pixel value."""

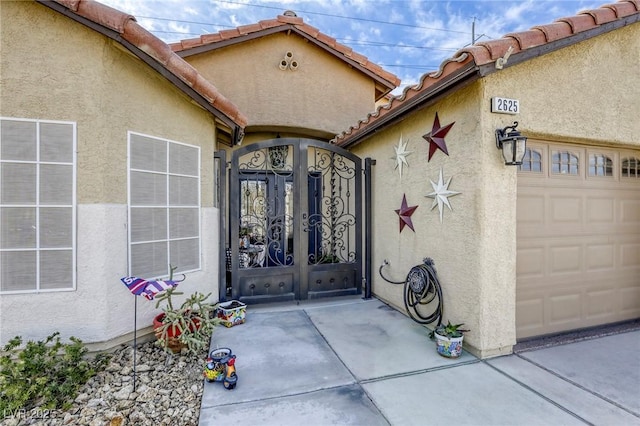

left=183, top=33, right=376, bottom=137
left=481, top=22, right=640, bottom=148
left=348, top=20, right=639, bottom=358
left=0, top=2, right=222, bottom=346
left=350, top=81, right=517, bottom=358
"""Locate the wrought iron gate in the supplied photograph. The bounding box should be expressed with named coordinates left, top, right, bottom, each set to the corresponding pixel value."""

left=225, top=138, right=363, bottom=304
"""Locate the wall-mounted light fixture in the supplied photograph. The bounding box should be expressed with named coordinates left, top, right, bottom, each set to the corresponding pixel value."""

left=495, top=121, right=527, bottom=165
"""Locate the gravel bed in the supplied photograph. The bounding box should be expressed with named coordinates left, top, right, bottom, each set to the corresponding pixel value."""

left=5, top=342, right=207, bottom=426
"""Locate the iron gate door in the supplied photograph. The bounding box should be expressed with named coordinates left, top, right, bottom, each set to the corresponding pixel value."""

left=228, top=138, right=363, bottom=304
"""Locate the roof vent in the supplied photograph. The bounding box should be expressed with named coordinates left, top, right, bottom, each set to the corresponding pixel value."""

left=283, top=10, right=297, bottom=17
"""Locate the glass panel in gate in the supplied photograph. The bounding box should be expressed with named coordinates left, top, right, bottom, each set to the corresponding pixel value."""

left=238, top=145, right=294, bottom=268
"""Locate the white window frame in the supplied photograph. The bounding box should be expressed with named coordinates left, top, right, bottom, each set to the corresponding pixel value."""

left=518, top=147, right=543, bottom=173
left=127, top=131, right=201, bottom=278
left=586, top=150, right=615, bottom=179
left=621, top=155, right=640, bottom=179
left=0, top=117, right=77, bottom=294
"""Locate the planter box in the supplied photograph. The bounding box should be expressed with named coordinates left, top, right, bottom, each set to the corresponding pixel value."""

left=217, top=300, right=246, bottom=327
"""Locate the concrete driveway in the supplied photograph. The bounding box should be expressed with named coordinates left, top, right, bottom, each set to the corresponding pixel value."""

left=200, top=296, right=640, bottom=425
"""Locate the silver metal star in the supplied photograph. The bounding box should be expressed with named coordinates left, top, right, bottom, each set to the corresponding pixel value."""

left=392, top=134, right=412, bottom=178
left=425, top=168, right=460, bottom=223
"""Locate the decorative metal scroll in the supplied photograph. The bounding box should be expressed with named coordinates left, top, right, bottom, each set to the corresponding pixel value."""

left=238, top=146, right=294, bottom=267
left=305, top=147, right=357, bottom=265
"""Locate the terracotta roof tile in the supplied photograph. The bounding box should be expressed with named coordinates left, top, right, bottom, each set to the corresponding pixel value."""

left=316, top=32, right=337, bottom=48
left=532, top=21, right=573, bottom=42
left=179, top=37, right=207, bottom=50
left=608, top=0, right=640, bottom=15
left=558, top=14, right=598, bottom=33
left=350, top=51, right=368, bottom=64
left=584, top=7, right=619, bottom=24
left=75, top=0, right=133, bottom=33
left=237, top=23, right=257, bottom=35
left=219, top=28, right=241, bottom=40
left=333, top=43, right=352, bottom=57
left=201, top=33, right=222, bottom=44
left=475, top=38, right=520, bottom=60
left=297, top=24, right=320, bottom=39
left=169, top=14, right=401, bottom=90
left=258, top=19, right=282, bottom=30
left=124, top=22, right=174, bottom=66
left=332, top=0, right=639, bottom=146
left=504, top=30, right=548, bottom=50
left=44, top=0, right=247, bottom=130
left=278, top=14, right=303, bottom=25
left=56, top=0, right=81, bottom=9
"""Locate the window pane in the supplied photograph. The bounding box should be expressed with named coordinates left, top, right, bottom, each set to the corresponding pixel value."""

left=169, top=143, right=199, bottom=176
left=40, top=250, right=73, bottom=289
left=532, top=150, right=542, bottom=172
left=130, top=134, right=166, bottom=172
left=130, top=171, right=167, bottom=206
left=518, top=149, right=542, bottom=173
left=1, top=207, right=36, bottom=249
left=621, top=157, right=639, bottom=178
left=1, top=120, right=37, bottom=161
left=1, top=119, right=74, bottom=293
left=589, top=154, right=613, bottom=177
left=129, top=135, right=200, bottom=277
left=1, top=251, right=37, bottom=291
left=169, top=208, right=198, bottom=239
left=552, top=150, right=579, bottom=175
left=170, top=239, right=199, bottom=272
left=40, top=123, right=73, bottom=162
left=169, top=175, right=198, bottom=206
left=40, top=207, right=72, bottom=248
left=131, top=207, right=167, bottom=242
left=40, top=164, right=73, bottom=204
left=1, top=163, right=36, bottom=204
left=131, top=241, right=168, bottom=278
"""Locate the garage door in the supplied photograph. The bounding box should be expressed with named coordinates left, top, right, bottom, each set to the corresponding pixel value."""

left=516, top=140, right=640, bottom=339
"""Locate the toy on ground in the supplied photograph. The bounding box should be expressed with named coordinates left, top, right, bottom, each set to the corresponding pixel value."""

left=203, top=347, right=237, bottom=390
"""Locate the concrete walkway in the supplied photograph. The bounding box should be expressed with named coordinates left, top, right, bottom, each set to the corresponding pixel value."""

left=200, top=297, right=640, bottom=426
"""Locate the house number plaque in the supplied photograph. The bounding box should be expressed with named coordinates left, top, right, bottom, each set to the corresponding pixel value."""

left=491, top=97, right=520, bottom=114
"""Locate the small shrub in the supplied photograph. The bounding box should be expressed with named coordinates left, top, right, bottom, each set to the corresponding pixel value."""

left=154, top=286, right=220, bottom=355
left=153, top=265, right=220, bottom=355
left=0, top=332, right=109, bottom=416
left=429, top=321, right=469, bottom=339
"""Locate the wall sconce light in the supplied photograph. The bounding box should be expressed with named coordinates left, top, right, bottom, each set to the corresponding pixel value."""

left=495, top=121, right=527, bottom=165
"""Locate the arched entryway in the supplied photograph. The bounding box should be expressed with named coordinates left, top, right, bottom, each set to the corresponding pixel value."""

left=222, top=138, right=366, bottom=304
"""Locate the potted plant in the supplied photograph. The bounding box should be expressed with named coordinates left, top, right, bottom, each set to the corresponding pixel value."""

left=430, top=321, right=468, bottom=358
left=152, top=269, right=220, bottom=354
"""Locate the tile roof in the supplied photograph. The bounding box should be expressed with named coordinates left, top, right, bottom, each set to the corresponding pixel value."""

left=40, top=0, right=248, bottom=131
left=332, top=0, right=640, bottom=147
left=169, top=12, right=401, bottom=95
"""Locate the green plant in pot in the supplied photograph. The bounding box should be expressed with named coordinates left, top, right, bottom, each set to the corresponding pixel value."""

left=429, top=321, right=469, bottom=358
left=152, top=268, right=220, bottom=355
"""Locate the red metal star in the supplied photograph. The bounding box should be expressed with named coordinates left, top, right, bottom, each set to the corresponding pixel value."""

left=395, top=194, right=418, bottom=233
left=422, top=112, right=455, bottom=161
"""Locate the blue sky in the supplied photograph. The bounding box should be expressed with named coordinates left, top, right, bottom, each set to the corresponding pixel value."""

left=99, top=0, right=601, bottom=93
